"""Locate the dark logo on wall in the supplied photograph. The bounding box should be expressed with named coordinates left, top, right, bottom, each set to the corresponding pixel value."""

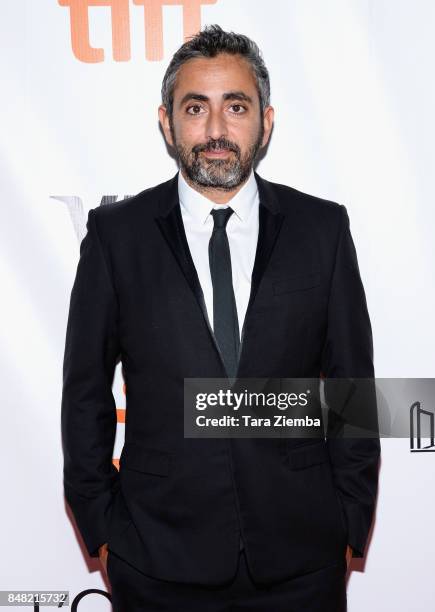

left=410, top=400, right=435, bottom=452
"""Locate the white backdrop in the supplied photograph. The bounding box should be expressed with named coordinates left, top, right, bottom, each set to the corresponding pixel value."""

left=1, top=1, right=435, bottom=609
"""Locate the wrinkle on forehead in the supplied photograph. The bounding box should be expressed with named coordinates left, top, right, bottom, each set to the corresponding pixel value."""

left=173, top=53, right=258, bottom=105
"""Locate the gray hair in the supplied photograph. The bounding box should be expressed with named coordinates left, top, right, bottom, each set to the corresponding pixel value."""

left=161, top=24, right=270, bottom=121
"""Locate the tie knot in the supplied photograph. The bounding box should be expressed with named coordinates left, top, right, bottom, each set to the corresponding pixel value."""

left=210, top=207, right=234, bottom=229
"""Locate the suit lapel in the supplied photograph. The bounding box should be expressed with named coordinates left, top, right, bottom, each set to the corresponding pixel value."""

left=155, top=184, right=206, bottom=323
left=247, top=173, right=285, bottom=312
left=154, top=170, right=285, bottom=379
left=237, top=172, right=285, bottom=374
left=154, top=173, right=228, bottom=374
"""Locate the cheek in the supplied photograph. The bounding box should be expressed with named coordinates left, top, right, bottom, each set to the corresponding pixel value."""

left=229, top=120, right=260, bottom=144
left=232, top=132, right=258, bottom=155
left=173, top=117, right=204, bottom=143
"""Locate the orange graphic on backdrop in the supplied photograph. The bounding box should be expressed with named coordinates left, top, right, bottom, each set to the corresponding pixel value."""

left=112, top=383, right=127, bottom=470
left=58, top=0, right=217, bottom=62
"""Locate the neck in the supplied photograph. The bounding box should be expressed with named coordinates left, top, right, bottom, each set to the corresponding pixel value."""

left=180, top=168, right=250, bottom=205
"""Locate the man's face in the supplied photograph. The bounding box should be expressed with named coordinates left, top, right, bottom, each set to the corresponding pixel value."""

left=160, top=53, right=273, bottom=191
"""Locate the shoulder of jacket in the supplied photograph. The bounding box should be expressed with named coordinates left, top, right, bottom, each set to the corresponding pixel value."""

left=272, top=180, right=342, bottom=213
left=90, top=176, right=174, bottom=230
left=262, top=177, right=345, bottom=228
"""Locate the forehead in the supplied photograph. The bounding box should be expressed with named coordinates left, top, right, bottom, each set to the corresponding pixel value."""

left=173, top=53, right=258, bottom=100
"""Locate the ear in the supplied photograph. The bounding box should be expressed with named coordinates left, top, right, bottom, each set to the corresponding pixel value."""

left=261, top=105, right=274, bottom=148
left=158, top=105, right=174, bottom=148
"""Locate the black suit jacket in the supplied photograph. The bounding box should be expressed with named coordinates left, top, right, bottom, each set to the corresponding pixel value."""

left=61, top=170, right=380, bottom=586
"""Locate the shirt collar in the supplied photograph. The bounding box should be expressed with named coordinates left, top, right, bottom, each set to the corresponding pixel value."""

left=178, top=167, right=258, bottom=225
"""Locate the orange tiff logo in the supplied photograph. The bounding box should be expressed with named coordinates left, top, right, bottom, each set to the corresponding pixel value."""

left=58, top=0, right=217, bottom=62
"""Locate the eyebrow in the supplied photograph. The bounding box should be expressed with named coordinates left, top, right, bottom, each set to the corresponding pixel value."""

left=178, top=91, right=253, bottom=108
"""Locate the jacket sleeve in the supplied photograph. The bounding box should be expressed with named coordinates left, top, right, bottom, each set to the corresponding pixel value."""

left=61, top=207, right=121, bottom=557
left=322, top=205, right=381, bottom=558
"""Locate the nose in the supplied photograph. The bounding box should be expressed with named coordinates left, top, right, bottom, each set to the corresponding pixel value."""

left=205, top=108, right=228, bottom=142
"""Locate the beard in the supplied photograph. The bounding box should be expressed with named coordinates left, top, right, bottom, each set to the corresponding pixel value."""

left=171, top=120, right=264, bottom=191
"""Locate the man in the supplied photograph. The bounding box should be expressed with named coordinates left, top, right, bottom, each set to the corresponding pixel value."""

left=61, top=24, right=380, bottom=611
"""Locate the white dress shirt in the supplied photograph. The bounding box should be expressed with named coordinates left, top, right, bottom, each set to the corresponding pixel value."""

left=178, top=169, right=259, bottom=338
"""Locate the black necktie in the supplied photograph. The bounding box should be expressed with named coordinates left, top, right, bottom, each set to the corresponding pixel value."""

left=208, top=208, right=240, bottom=379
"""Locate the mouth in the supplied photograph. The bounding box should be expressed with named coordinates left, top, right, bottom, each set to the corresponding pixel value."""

left=202, top=149, right=233, bottom=158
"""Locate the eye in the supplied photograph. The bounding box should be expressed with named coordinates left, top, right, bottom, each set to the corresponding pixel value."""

left=229, top=104, right=247, bottom=114
left=186, top=104, right=205, bottom=115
